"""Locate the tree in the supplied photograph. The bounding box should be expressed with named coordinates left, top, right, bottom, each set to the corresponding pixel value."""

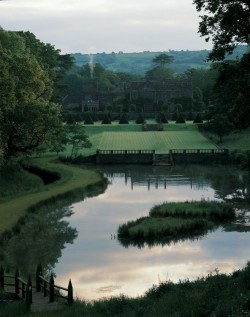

left=67, top=125, right=92, bottom=158
left=145, top=66, right=175, bottom=80
left=0, top=29, right=64, bottom=164
left=152, top=53, right=174, bottom=66
left=205, top=114, right=234, bottom=142
left=213, top=54, right=250, bottom=128
left=193, top=0, right=250, bottom=61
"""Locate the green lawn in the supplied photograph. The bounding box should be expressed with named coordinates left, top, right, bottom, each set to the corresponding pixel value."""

left=70, top=122, right=219, bottom=156
left=0, top=157, right=103, bottom=234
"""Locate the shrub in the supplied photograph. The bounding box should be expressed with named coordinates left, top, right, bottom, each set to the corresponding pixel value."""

left=136, top=113, right=145, bottom=124
left=176, top=114, right=186, bottom=123
left=119, top=113, right=129, bottom=124
left=84, top=113, right=94, bottom=124
left=193, top=113, right=203, bottom=124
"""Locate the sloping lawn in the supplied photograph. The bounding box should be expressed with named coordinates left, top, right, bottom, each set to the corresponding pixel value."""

left=69, top=123, right=218, bottom=156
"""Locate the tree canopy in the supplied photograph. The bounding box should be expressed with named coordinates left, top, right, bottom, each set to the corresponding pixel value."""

left=152, top=53, right=174, bottom=66
left=193, top=0, right=250, bottom=61
left=0, top=28, right=71, bottom=166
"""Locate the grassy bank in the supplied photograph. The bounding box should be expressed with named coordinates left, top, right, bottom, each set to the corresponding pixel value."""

left=0, top=156, right=103, bottom=235
left=118, top=201, right=236, bottom=246
left=1, top=262, right=250, bottom=317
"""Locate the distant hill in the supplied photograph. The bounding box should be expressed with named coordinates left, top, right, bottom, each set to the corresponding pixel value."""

left=71, top=46, right=247, bottom=75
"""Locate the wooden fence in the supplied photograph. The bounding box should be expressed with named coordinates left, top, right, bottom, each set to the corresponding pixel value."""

left=0, top=265, right=73, bottom=306
left=36, top=264, right=73, bottom=305
left=0, top=266, right=32, bottom=306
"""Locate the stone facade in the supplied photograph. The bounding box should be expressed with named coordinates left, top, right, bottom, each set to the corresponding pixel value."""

left=124, top=79, right=193, bottom=112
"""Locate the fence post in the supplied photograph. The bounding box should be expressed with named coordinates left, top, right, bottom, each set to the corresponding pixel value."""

left=15, top=268, right=19, bottom=296
left=0, top=266, right=4, bottom=290
left=49, top=274, right=55, bottom=302
left=68, top=279, right=73, bottom=306
left=36, top=264, right=43, bottom=292
left=25, top=276, right=32, bottom=307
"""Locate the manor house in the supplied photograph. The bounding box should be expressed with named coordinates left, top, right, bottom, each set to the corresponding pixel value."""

left=82, top=79, right=193, bottom=112
left=124, top=79, right=193, bottom=112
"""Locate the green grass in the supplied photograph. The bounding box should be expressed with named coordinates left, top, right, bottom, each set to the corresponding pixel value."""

left=0, top=157, right=103, bottom=235
left=220, top=128, right=250, bottom=151
left=150, top=200, right=235, bottom=221
left=118, top=200, right=235, bottom=243
left=62, top=122, right=219, bottom=156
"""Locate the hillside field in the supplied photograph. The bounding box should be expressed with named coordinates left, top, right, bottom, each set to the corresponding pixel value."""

left=69, top=122, right=219, bottom=156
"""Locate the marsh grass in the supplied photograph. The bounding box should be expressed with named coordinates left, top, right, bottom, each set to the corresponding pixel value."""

left=118, top=200, right=236, bottom=246
left=150, top=200, right=236, bottom=221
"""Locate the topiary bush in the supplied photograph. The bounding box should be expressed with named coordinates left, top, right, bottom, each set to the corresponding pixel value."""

left=176, top=114, right=186, bottom=123
left=102, top=113, right=112, bottom=124
left=193, top=113, right=203, bottom=124
left=84, top=113, right=94, bottom=124
left=119, top=113, right=129, bottom=124
left=136, top=113, right=145, bottom=124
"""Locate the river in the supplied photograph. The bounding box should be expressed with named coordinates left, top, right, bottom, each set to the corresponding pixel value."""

left=51, top=164, right=250, bottom=301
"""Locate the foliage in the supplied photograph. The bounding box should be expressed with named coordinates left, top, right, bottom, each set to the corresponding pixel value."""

left=193, top=113, right=203, bottom=123
left=84, top=113, right=94, bottom=125
left=241, top=150, right=250, bottom=173
left=118, top=200, right=235, bottom=247
left=213, top=54, right=250, bottom=129
left=152, top=53, right=174, bottom=66
left=102, top=113, right=112, bottom=124
left=2, top=263, right=250, bottom=316
left=135, top=113, right=145, bottom=124
left=193, top=0, right=250, bottom=61
left=0, top=29, right=67, bottom=165
left=156, top=112, right=168, bottom=123
left=119, top=113, right=129, bottom=124
left=176, top=114, right=186, bottom=123
left=205, top=114, right=234, bottom=142
left=145, top=65, right=175, bottom=80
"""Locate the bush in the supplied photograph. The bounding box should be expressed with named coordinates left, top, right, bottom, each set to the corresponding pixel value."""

left=119, top=113, right=129, bottom=124
left=84, top=113, right=94, bottom=124
left=176, top=114, right=186, bottom=123
left=193, top=113, right=203, bottom=124
left=135, top=113, right=145, bottom=124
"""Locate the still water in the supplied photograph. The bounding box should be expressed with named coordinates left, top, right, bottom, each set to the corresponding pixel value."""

left=54, top=165, right=250, bottom=301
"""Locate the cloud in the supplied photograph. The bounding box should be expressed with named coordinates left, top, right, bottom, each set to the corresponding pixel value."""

left=0, top=0, right=211, bottom=53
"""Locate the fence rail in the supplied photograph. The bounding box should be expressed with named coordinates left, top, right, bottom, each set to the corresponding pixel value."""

left=0, top=265, right=73, bottom=307
left=96, top=149, right=155, bottom=155
left=36, top=264, right=73, bottom=305
left=0, top=266, right=32, bottom=306
left=169, top=149, right=228, bottom=154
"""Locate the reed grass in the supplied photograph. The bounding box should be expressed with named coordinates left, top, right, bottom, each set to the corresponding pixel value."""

left=118, top=200, right=236, bottom=243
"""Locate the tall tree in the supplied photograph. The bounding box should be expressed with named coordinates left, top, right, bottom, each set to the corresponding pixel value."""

left=193, top=0, right=250, bottom=61
left=0, top=29, right=63, bottom=164
left=152, top=53, right=174, bottom=66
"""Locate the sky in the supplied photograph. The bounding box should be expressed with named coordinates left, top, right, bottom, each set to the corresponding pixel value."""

left=0, top=0, right=212, bottom=54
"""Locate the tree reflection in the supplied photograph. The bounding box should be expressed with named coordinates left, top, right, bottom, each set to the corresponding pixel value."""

left=4, top=207, right=77, bottom=277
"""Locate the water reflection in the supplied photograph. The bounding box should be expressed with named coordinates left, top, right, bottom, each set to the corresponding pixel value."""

left=4, top=207, right=77, bottom=277
left=53, top=164, right=250, bottom=301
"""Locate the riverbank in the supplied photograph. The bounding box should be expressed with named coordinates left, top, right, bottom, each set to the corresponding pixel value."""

left=1, top=261, right=250, bottom=317
left=0, top=156, right=103, bottom=235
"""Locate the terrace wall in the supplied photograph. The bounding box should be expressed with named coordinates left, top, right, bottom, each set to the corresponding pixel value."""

left=96, top=150, right=155, bottom=164
left=170, top=149, right=229, bottom=164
